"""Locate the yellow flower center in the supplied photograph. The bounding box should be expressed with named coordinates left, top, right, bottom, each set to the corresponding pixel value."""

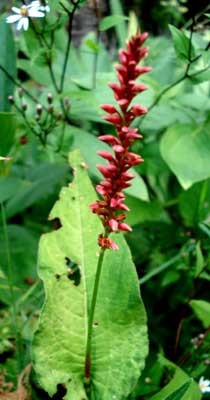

left=20, top=6, right=28, bottom=17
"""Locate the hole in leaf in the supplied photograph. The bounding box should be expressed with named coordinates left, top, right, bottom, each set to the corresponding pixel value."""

left=52, top=383, right=67, bottom=399
left=55, top=274, right=61, bottom=281
left=50, top=218, right=62, bottom=231
left=93, top=321, right=99, bottom=328
left=65, top=257, right=81, bottom=286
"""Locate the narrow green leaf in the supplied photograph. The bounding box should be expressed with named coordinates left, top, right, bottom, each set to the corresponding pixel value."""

left=0, top=17, right=16, bottom=111
left=160, top=124, right=210, bottom=189
left=109, top=0, right=127, bottom=47
left=99, top=15, right=129, bottom=31
left=195, top=242, right=204, bottom=277
left=189, top=69, right=210, bottom=84
left=0, top=112, right=16, bottom=156
left=33, top=150, right=148, bottom=399
left=150, top=356, right=201, bottom=400
left=190, top=299, right=210, bottom=328
left=165, top=380, right=192, bottom=400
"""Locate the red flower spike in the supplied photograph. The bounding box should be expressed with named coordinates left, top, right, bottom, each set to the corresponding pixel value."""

left=91, top=32, right=151, bottom=250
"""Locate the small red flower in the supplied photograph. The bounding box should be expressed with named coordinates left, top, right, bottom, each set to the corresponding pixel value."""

left=90, top=32, right=151, bottom=249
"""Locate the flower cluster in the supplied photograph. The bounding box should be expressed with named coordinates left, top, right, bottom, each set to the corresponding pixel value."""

left=90, top=33, right=151, bottom=250
left=199, top=376, right=210, bottom=394
left=6, top=1, right=50, bottom=31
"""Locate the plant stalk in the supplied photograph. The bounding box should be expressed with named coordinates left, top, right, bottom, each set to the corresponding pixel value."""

left=84, top=244, right=106, bottom=395
left=1, top=202, right=23, bottom=373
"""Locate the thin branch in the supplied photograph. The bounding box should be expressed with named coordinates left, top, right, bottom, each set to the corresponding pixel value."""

left=0, top=64, right=42, bottom=106
left=179, top=326, right=210, bottom=367
left=59, top=0, right=80, bottom=93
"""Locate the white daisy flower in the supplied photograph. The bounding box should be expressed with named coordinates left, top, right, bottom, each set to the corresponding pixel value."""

left=29, top=1, right=50, bottom=13
left=6, top=4, right=45, bottom=31
left=199, top=376, right=210, bottom=394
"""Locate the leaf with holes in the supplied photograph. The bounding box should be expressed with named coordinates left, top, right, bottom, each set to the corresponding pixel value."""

left=32, top=150, right=148, bottom=399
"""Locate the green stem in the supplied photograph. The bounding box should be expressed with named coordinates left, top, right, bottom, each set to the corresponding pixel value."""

left=84, top=244, right=106, bottom=395
left=139, top=242, right=195, bottom=285
left=1, top=202, right=23, bottom=373
left=59, top=0, right=80, bottom=93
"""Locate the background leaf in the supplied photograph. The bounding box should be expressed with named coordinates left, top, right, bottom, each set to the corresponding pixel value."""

left=190, top=299, right=210, bottom=328
left=0, top=113, right=16, bottom=156
left=0, top=17, right=16, bottom=112
left=169, top=25, right=194, bottom=62
left=99, top=15, right=129, bottom=31
left=160, top=124, right=210, bottom=189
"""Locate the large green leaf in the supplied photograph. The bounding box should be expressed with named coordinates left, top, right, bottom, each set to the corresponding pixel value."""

left=0, top=18, right=16, bottom=111
left=32, top=150, right=148, bottom=399
left=160, top=124, right=210, bottom=189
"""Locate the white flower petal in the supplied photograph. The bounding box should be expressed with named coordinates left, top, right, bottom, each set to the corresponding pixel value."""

left=11, top=7, right=21, bottom=14
left=29, top=0, right=40, bottom=7
left=28, top=9, right=45, bottom=18
left=199, top=376, right=210, bottom=394
left=6, top=14, right=21, bottom=23
left=17, top=17, right=25, bottom=31
left=29, top=1, right=50, bottom=12
left=23, top=17, right=29, bottom=31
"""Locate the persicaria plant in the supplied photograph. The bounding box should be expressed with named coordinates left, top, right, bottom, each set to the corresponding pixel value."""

left=1, top=1, right=210, bottom=399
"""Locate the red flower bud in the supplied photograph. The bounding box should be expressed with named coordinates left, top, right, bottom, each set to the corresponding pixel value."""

left=120, top=172, right=135, bottom=181
left=98, top=135, right=120, bottom=145
left=131, top=104, right=148, bottom=116
left=97, top=151, right=115, bottom=162
left=119, top=49, right=128, bottom=65
left=118, top=223, right=132, bottom=232
left=103, top=114, right=122, bottom=126
left=109, top=218, right=118, bottom=232
left=113, top=145, right=125, bottom=153
left=101, top=104, right=117, bottom=114
left=96, top=185, right=107, bottom=196
left=97, top=164, right=117, bottom=178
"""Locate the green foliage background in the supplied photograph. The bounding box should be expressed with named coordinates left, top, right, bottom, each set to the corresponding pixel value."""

left=0, top=0, right=210, bottom=399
